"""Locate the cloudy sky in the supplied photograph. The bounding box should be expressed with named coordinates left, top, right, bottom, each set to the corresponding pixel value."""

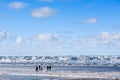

left=0, top=0, right=120, bottom=56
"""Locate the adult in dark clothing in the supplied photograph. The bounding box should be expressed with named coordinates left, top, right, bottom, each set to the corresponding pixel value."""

left=36, top=66, right=38, bottom=71
left=49, top=66, right=51, bottom=70
left=39, top=65, right=41, bottom=70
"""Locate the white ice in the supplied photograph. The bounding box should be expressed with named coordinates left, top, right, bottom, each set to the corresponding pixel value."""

left=0, top=67, right=120, bottom=79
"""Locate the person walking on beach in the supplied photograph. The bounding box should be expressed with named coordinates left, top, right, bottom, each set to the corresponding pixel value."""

left=39, top=65, right=41, bottom=71
left=47, top=66, right=49, bottom=71
left=35, top=65, right=38, bottom=71
left=49, top=66, right=51, bottom=70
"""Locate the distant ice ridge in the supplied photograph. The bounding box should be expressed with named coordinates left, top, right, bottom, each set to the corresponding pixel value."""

left=0, top=55, right=120, bottom=66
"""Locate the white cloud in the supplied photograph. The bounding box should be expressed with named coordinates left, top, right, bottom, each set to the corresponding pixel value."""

left=35, top=33, right=58, bottom=41
left=99, top=32, right=120, bottom=46
left=0, top=31, right=8, bottom=39
left=39, top=0, right=53, bottom=2
left=8, top=1, right=27, bottom=9
left=31, top=7, right=57, bottom=18
left=34, top=33, right=64, bottom=47
left=101, top=32, right=110, bottom=38
left=76, top=32, right=120, bottom=48
left=81, top=18, right=97, bottom=24
left=101, top=32, right=120, bottom=40
left=25, top=39, right=30, bottom=43
left=15, top=37, right=23, bottom=45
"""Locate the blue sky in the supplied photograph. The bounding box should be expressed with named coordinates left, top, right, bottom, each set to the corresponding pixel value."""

left=0, top=0, right=120, bottom=56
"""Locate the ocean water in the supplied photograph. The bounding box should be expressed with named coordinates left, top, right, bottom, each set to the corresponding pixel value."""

left=0, top=65, right=120, bottom=80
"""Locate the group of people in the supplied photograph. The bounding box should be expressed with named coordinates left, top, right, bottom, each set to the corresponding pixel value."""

left=35, top=65, right=52, bottom=71
left=35, top=65, right=42, bottom=71
left=47, top=66, right=51, bottom=71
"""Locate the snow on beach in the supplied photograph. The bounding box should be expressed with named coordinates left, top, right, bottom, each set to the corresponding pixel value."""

left=0, top=55, right=120, bottom=80
left=0, top=66, right=120, bottom=80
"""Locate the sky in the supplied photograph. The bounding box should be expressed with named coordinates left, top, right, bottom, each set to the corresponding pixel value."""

left=0, top=0, right=120, bottom=56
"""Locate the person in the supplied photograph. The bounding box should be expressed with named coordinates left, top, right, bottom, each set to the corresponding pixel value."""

left=35, top=65, right=38, bottom=71
left=39, top=65, right=41, bottom=71
left=49, top=66, right=51, bottom=70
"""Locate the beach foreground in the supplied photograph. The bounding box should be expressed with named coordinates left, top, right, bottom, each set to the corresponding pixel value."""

left=64, top=78, right=120, bottom=80
left=0, top=65, right=120, bottom=80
